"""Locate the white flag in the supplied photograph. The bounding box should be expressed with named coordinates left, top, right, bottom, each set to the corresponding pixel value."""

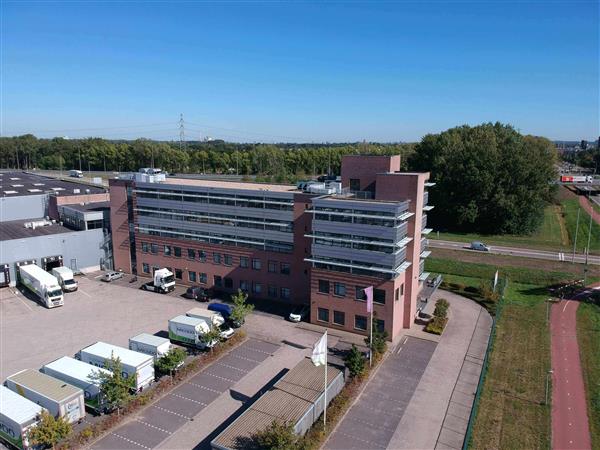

left=493, top=270, right=499, bottom=290
left=311, top=332, right=327, bottom=367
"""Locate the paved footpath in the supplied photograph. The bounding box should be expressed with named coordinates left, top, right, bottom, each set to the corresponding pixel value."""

left=551, top=298, right=592, bottom=450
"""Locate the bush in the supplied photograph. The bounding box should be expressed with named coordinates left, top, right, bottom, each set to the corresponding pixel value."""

left=425, top=316, right=448, bottom=335
left=433, top=299, right=450, bottom=319
left=248, top=420, right=298, bottom=450
left=27, top=411, right=72, bottom=448
left=344, top=344, right=366, bottom=378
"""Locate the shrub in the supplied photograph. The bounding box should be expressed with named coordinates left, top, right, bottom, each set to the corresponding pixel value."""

left=464, top=285, right=480, bottom=294
left=27, top=411, right=72, bottom=448
left=248, top=420, right=298, bottom=450
left=344, top=344, right=366, bottom=378
left=433, top=299, right=450, bottom=319
left=425, top=316, right=448, bottom=335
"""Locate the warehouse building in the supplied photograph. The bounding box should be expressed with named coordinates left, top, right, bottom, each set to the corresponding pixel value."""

left=109, top=155, right=432, bottom=339
left=211, top=358, right=345, bottom=450
left=0, top=171, right=111, bottom=287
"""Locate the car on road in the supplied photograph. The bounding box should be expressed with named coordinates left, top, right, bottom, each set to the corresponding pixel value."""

left=288, top=305, right=309, bottom=322
left=101, top=271, right=124, bottom=282
left=470, top=241, right=490, bottom=252
left=184, top=286, right=211, bottom=302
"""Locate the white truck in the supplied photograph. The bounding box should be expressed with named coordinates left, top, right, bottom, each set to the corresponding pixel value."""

left=0, top=385, right=44, bottom=450
left=186, top=308, right=234, bottom=340
left=4, top=369, right=85, bottom=424
left=168, top=315, right=218, bottom=350
left=42, top=356, right=111, bottom=414
left=129, top=334, right=172, bottom=361
left=142, top=268, right=175, bottom=294
left=18, top=264, right=63, bottom=308
left=51, top=267, right=78, bottom=292
left=69, top=169, right=83, bottom=178
left=78, top=342, right=155, bottom=392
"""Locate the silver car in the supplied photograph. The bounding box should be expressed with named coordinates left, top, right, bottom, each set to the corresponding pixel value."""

left=101, top=271, right=124, bottom=282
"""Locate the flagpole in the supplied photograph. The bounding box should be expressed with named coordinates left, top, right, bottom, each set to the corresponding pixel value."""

left=324, top=329, right=327, bottom=429
left=369, top=310, right=373, bottom=368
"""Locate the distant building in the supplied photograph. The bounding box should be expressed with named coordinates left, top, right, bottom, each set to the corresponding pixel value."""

left=109, top=155, right=432, bottom=340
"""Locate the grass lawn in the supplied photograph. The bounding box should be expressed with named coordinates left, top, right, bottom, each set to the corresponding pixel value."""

left=577, top=302, right=600, bottom=449
left=562, top=198, right=600, bottom=253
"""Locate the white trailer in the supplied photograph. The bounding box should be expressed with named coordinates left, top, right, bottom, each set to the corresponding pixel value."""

left=168, top=315, right=217, bottom=349
left=4, top=369, right=85, bottom=424
left=42, top=357, right=111, bottom=413
left=0, top=385, right=44, bottom=450
left=78, top=342, right=155, bottom=392
left=51, top=267, right=78, bottom=292
left=129, top=334, right=171, bottom=361
left=18, top=264, right=63, bottom=308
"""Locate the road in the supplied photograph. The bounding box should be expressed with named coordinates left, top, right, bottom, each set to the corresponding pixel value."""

left=429, top=239, right=600, bottom=265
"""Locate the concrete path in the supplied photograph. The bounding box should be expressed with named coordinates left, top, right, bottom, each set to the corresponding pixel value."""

left=551, top=299, right=592, bottom=450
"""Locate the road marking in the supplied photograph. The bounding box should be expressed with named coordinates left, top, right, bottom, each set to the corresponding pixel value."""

left=16, top=296, right=33, bottom=311
left=215, top=362, right=248, bottom=373
left=204, top=371, right=237, bottom=383
left=152, top=405, right=192, bottom=420
left=111, top=432, right=150, bottom=449
left=136, top=419, right=172, bottom=435
left=335, top=430, right=380, bottom=448
left=186, top=381, right=222, bottom=394
left=79, top=289, right=92, bottom=298
left=562, top=300, right=570, bottom=312
left=170, top=392, right=209, bottom=406
left=229, top=353, right=262, bottom=364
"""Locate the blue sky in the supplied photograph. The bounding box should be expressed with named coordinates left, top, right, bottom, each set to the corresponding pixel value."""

left=2, top=1, right=598, bottom=142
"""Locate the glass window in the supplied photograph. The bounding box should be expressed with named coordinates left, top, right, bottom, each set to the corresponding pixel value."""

left=175, top=269, right=182, bottom=280
left=252, top=259, right=261, bottom=270
left=174, top=247, right=182, bottom=258
left=189, top=271, right=196, bottom=282
left=224, top=277, right=233, bottom=288
left=280, top=263, right=291, bottom=275
left=333, top=310, right=345, bottom=326
left=318, top=308, right=329, bottom=322
left=374, top=289, right=386, bottom=304
left=334, top=282, right=346, bottom=297
left=280, top=287, right=290, bottom=299
left=400, top=283, right=404, bottom=296
left=199, top=273, right=207, bottom=284
left=268, top=285, right=278, bottom=297
left=395, top=287, right=400, bottom=301
left=318, top=280, right=330, bottom=294
left=355, top=286, right=366, bottom=301
left=375, top=319, right=385, bottom=333
left=355, top=315, right=367, bottom=331
left=253, top=282, right=262, bottom=294
left=164, top=245, right=172, bottom=256
left=198, top=250, right=207, bottom=262
left=240, top=256, right=249, bottom=268
left=240, top=280, right=249, bottom=291
left=142, top=263, right=150, bottom=274
left=213, top=253, right=221, bottom=264
left=224, top=254, right=233, bottom=266
left=142, top=242, right=149, bottom=253
left=187, top=248, right=195, bottom=260
left=150, top=243, right=158, bottom=254
left=268, top=260, right=277, bottom=273
left=214, top=275, right=222, bottom=287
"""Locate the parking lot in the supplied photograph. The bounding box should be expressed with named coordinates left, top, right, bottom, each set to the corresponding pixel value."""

left=92, top=338, right=280, bottom=450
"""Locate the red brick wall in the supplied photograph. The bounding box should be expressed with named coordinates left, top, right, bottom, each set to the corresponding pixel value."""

left=341, top=155, right=401, bottom=192
left=48, top=193, right=110, bottom=220
left=109, top=180, right=132, bottom=272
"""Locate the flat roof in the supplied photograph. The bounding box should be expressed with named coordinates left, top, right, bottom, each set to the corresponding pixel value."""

left=161, top=177, right=299, bottom=193
left=60, top=201, right=110, bottom=212
left=43, top=356, right=111, bottom=383
left=0, top=385, right=44, bottom=425
left=6, top=369, right=83, bottom=403
left=129, top=333, right=170, bottom=347
left=0, top=218, right=74, bottom=242
left=80, top=342, right=153, bottom=367
left=0, top=171, right=106, bottom=198
left=212, top=358, right=343, bottom=450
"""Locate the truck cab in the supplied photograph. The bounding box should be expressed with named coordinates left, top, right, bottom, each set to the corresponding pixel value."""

left=143, top=268, right=175, bottom=294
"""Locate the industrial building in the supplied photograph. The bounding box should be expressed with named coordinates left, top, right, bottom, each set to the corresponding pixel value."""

left=109, top=155, right=432, bottom=339
left=0, top=171, right=111, bottom=287
left=211, top=358, right=345, bottom=450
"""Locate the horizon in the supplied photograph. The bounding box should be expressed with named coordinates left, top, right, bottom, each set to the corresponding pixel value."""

left=2, top=1, right=598, bottom=143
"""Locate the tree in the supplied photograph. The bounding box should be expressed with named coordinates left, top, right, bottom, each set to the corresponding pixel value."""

left=155, top=347, right=187, bottom=377
left=89, top=356, right=136, bottom=414
left=249, top=420, right=298, bottom=450
left=344, top=344, right=366, bottom=378
left=433, top=298, right=450, bottom=319
left=409, top=123, right=557, bottom=234
left=230, top=289, right=254, bottom=326
left=364, top=326, right=388, bottom=356
left=200, top=324, right=223, bottom=352
left=27, top=410, right=72, bottom=449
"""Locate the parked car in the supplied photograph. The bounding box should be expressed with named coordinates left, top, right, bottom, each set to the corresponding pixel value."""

left=219, top=324, right=235, bottom=340
left=101, top=271, right=124, bottom=282
left=469, top=241, right=490, bottom=252
left=288, top=305, right=309, bottom=323
left=184, top=286, right=211, bottom=302
left=208, top=302, right=243, bottom=328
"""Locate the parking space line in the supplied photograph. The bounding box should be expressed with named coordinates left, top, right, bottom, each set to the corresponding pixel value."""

left=346, top=415, right=396, bottom=433
left=78, top=289, right=92, bottom=298
left=186, top=381, right=223, bottom=395
left=111, top=432, right=151, bottom=449
left=16, top=296, right=33, bottom=312
left=152, top=405, right=192, bottom=420
left=203, top=371, right=238, bottom=384
left=214, top=362, right=249, bottom=374
left=336, top=430, right=384, bottom=449
left=136, top=419, right=172, bottom=435
left=228, top=353, right=263, bottom=364
left=170, top=392, right=209, bottom=407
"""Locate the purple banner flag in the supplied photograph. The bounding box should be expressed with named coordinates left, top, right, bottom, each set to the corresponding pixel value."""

left=364, top=286, right=373, bottom=313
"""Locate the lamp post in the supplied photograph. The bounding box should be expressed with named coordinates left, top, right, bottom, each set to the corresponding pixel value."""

left=545, top=369, right=554, bottom=405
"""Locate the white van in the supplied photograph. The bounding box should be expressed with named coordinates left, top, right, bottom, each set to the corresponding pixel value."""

left=51, top=267, right=78, bottom=292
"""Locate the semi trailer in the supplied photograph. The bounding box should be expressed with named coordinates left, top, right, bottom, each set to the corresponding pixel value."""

left=168, top=315, right=217, bottom=350
left=78, top=342, right=155, bottom=391
left=0, top=385, right=44, bottom=450
left=4, top=369, right=85, bottom=424
left=51, top=267, right=78, bottom=292
left=142, top=268, right=175, bottom=294
left=42, top=356, right=111, bottom=413
left=18, top=264, right=63, bottom=308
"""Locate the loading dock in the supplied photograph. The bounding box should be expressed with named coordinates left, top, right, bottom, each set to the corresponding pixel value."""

left=0, top=264, right=10, bottom=288
left=41, top=255, right=63, bottom=272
